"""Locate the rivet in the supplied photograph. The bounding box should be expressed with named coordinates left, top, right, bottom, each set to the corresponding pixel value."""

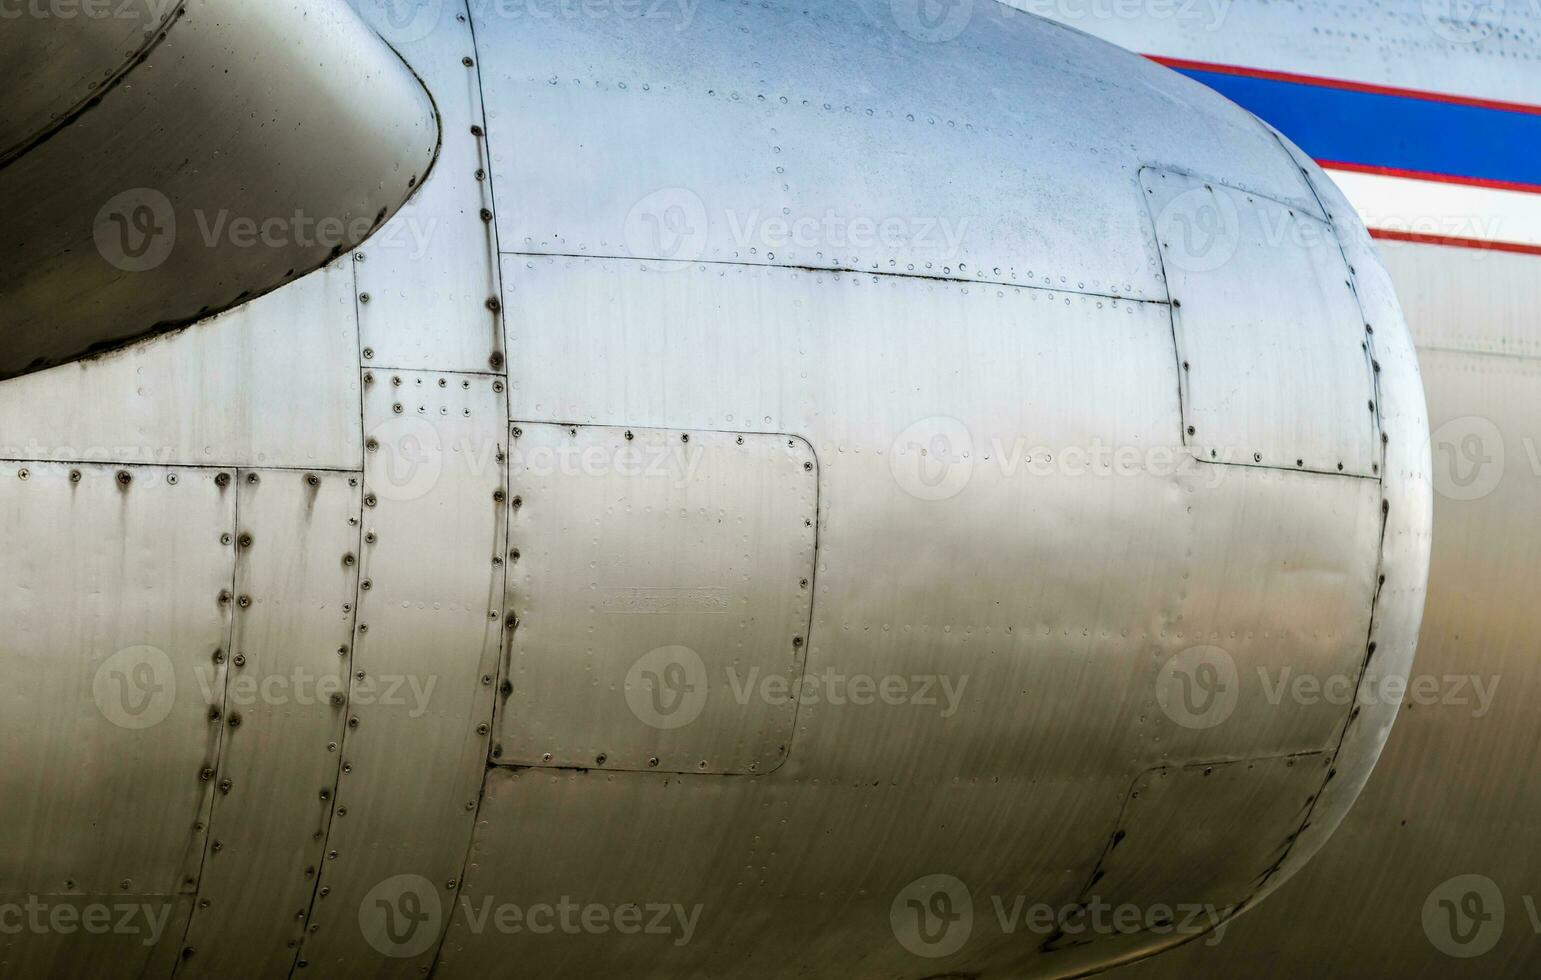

left=219, top=778, right=232, bottom=794
left=228, top=713, right=241, bottom=728
left=348, top=717, right=359, bottom=728
left=470, top=124, right=484, bottom=137
left=218, top=590, right=232, bottom=604
left=364, top=494, right=377, bottom=508
left=360, top=579, right=372, bottom=591
left=512, top=426, right=522, bottom=438
left=306, top=473, right=320, bottom=487
left=199, top=767, right=215, bottom=781
left=238, top=533, right=253, bottom=548
left=625, top=431, right=634, bottom=441
left=489, top=352, right=505, bottom=369
left=116, top=470, right=132, bottom=487
left=466, top=801, right=476, bottom=811
left=648, top=757, right=659, bottom=768
left=363, top=348, right=375, bottom=360
left=69, top=469, right=81, bottom=483
left=359, top=293, right=370, bottom=304
left=681, top=433, right=690, bottom=443
left=215, top=472, right=230, bottom=487
left=479, top=208, right=494, bottom=223
left=247, top=472, right=259, bottom=485
left=477, top=723, right=490, bottom=735
left=233, top=653, right=245, bottom=667
left=492, top=380, right=505, bottom=393
left=237, top=595, right=251, bottom=608
left=799, top=578, right=809, bottom=588
left=343, top=553, right=356, bottom=566
left=486, top=297, right=502, bottom=313
left=462, top=56, right=474, bottom=67
left=211, top=840, right=223, bottom=852
left=493, top=489, right=506, bottom=503
left=792, top=636, right=804, bottom=648
left=595, top=753, right=607, bottom=765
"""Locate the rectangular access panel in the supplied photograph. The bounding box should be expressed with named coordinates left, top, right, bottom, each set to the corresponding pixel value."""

left=498, top=423, right=819, bottom=775
left=1143, top=168, right=1379, bottom=476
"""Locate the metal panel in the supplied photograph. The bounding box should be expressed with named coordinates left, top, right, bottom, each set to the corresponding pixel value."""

left=1143, top=168, right=1379, bottom=476
left=498, top=423, right=817, bottom=774
left=0, top=261, right=362, bottom=470
left=354, top=0, right=506, bottom=373
left=296, top=370, right=506, bottom=977
left=474, top=0, right=1321, bottom=303
left=1039, top=754, right=1327, bottom=975
left=0, top=462, right=235, bottom=977
left=177, top=468, right=363, bottom=979
left=0, top=0, right=437, bottom=377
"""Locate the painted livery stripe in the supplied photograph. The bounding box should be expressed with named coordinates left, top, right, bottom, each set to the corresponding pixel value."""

left=1149, top=56, right=1541, bottom=193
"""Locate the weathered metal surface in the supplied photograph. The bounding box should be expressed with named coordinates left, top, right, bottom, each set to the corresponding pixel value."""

left=0, top=2, right=1438, bottom=977
left=0, top=261, right=362, bottom=470
left=1143, top=168, right=1380, bottom=477
left=176, top=468, right=362, bottom=978
left=0, top=0, right=437, bottom=378
left=0, top=462, right=234, bottom=977
left=295, top=370, right=506, bottom=977
left=476, top=0, right=1319, bottom=302
left=353, top=0, right=506, bottom=374
left=498, top=423, right=818, bottom=775
left=0, top=0, right=178, bottom=163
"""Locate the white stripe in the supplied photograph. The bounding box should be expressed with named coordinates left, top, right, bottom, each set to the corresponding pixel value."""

left=1324, top=167, right=1541, bottom=248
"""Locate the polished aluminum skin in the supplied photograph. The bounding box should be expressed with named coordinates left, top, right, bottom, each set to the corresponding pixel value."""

left=0, top=1, right=1429, bottom=977
left=0, top=0, right=438, bottom=379
left=1022, top=1, right=1541, bottom=976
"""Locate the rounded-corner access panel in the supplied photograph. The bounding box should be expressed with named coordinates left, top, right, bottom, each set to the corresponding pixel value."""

left=1141, top=167, right=1380, bottom=477
left=497, top=423, right=819, bottom=776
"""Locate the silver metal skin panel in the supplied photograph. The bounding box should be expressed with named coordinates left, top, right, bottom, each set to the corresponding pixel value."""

left=0, top=1, right=1431, bottom=978
left=0, top=0, right=438, bottom=379
left=1014, top=1, right=1541, bottom=976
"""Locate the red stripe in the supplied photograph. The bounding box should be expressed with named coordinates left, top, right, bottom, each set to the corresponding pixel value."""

left=1369, top=228, right=1541, bottom=256
left=1145, top=55, right=1541, bottom=116
left=1319, top=160, right=1541, bottom=195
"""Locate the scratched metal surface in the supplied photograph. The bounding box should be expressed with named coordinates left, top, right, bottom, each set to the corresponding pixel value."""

left=0, top=462, right=235, bottom=977
left=176, top=469, right=362, bottom=979
left=0, top=1, right=1436, bottom=977
left=0, top=0, right=437, bottom=379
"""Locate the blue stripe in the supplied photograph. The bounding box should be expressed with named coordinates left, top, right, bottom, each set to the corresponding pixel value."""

left=1171, top=66, right=1541, bottom=189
